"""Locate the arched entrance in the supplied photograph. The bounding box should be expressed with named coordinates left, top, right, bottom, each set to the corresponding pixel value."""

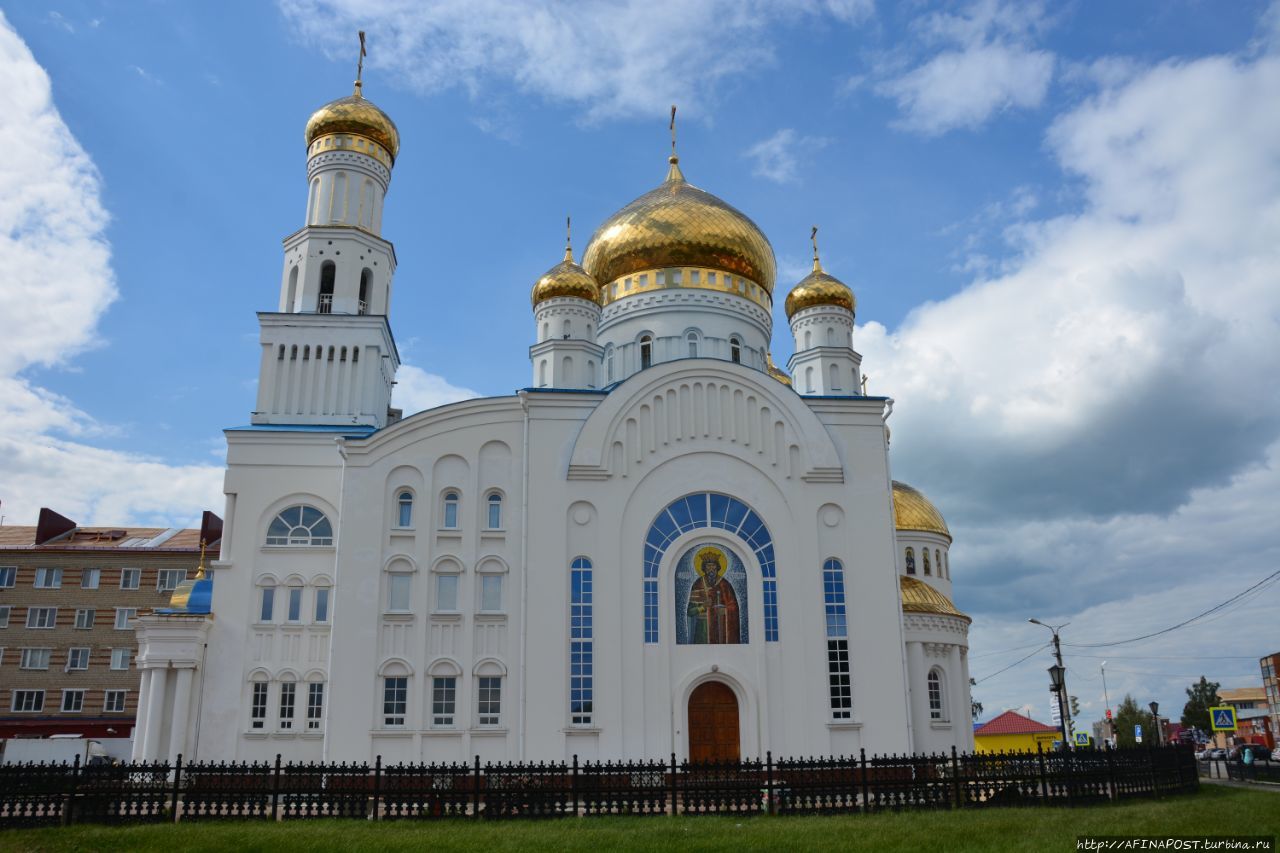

left=688, top=681, right=740, bottom=763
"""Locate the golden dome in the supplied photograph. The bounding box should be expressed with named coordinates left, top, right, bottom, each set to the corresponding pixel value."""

left=766, top=352, right=793, bottom=386
left=892, top=480, right=951, bottom=539
left=305, top=89, right=400, bottom=163
left=581, top=157, right=776, bottom=293
left=785, top=267, right=856, bottom=319
left=531, top=244, right=600, bottom=306
left=900, top=576, right=969, bottom=621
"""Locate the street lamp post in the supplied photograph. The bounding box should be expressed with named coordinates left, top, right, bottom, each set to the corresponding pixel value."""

left=1030, top=618, right=1072, bottom=749
left=1101, top=661, right=1112, bottom=747
left=1149, top=701, right=1161, bottom=747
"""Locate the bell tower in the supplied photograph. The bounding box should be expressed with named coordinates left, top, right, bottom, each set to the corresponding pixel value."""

left=784, top=227, right=861, bottom=396
left=252, top=33, right=403, bottom=428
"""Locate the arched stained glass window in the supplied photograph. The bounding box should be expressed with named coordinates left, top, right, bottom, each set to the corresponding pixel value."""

left=266, top=505, right=333, bottom=546
left=641, top=493, right=777, bottom=644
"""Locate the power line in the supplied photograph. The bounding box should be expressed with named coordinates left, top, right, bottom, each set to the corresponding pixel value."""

left=974, top=642, right=1050, bottom=685
left=1062, top=570, right=1280, bottom=649
left=969, top=641, right=1047, bottom=659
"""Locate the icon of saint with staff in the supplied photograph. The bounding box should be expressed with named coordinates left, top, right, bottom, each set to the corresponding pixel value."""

left=686, top=546, right=741, bottom=644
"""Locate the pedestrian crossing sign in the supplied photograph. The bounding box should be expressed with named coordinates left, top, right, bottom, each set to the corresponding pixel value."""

left=1209, top=706, right=1237, bottom=732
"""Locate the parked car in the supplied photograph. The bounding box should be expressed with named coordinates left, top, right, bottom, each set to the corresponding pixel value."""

left=1206, top=748, right=1228, bottom=760
left=1228, top=745, right=1274, bottom=764
left=1272, top=747, right=1280, bottom=762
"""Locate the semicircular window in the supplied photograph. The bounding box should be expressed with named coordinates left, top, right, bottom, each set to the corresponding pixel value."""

left=266, top=505, right=334, bottom=547
left=642, top=493, right=777, bottom=644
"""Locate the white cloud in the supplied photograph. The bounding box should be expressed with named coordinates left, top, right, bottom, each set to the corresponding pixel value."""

left=876, top=0, right=1055, bottom=134
left=277, top=0, right=871, bottom=121
left=743, top=128, right=829, bottom=184
left=392, top=364, right=478, bottom=414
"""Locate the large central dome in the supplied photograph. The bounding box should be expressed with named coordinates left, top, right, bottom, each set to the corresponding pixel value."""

left=582, top=158, right=776, bottom=294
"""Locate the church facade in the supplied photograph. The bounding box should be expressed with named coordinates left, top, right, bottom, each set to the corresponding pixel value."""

left=132, top=75, right=974, bottom=766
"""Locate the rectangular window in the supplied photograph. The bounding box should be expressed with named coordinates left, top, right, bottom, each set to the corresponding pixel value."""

left=477, top=676, right=501, bottom=726
left=114, top=608, right=136, bottom=630
left=110, top=648, right=131, bottom=670
left=570, top=560, right=593, bottom=725
left=34, top=567, right=62, bottom=589
left=387, top=574, right=411, bottom=612
left=104, top=690, right=126, bottom=713
left=314, top=588, right=330, bottom=623
left=480, top=575, right=502, bottom=612
left=928, top=674, right=944, bottom=721
left=307, top=683, right=324, bottom=730
left=0, top=605, right=8, bottom=628
left=287, top=587, right=302, bottom=622
left=119, top=568, right=140, bottom=590
left=260, top=587, right=275, bottom=622
left=75, top=608, right=95, bottom=629
left=383, top=676, right=407, bottom=726
left=157, top=569, right=186, bottom=592
left=27, top=607, right=57, bottom=629
left=81, top=568, right=100, bottom=590
left=66, top=647, right=90, bottom=670
left=0, top=566, right=15, bottom=588
left=11, top=690, right=44, bottom=712
left=435, top=574, right=458, bottom=611
left=61, top=690, right=85, bottom=713
left=443, top=501, right=458, bottom=529
left=431, top=677, right=456, bottom=727
left=487, top=498, right=502, bottom=529
left=279, top=682, right=296, bottom=730
left=828, top=640, right=852, bottom=719
left=250, top=682, right=269, bottom=729
left=20, top=648, right=51, bottom=670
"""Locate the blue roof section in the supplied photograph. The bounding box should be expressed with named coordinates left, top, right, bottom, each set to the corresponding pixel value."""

left=520, top=387, right=609, bottom=395
left=225, top=424, right=378, bottom=437
left=799, top=394, right=891, bottom=401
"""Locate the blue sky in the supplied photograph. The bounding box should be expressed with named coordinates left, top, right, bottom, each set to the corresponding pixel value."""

left=1, top=1, right=1278, bottom=728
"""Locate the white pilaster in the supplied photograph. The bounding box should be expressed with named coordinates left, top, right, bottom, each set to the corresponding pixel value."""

left=142, top=667, right=168, bottom=761
left=907, top=641, right=927, bottom=752
left=168, top=667, right=195, bottom=761
left=132, top=668, right=153, bottom=761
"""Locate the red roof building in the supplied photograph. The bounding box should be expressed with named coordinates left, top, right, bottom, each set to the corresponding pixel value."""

left=974, top=710, right=1061, bottom=753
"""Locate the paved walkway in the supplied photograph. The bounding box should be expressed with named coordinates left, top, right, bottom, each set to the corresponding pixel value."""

left=1201, top=776, right=1280, bottom=792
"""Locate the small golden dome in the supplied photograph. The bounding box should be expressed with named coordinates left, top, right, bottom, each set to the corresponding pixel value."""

left=305, top=89, right=400, bottom=162
left=766, top=352, right=793, bottom=386
left=531, top=243, right=601, bottom=307
left=892, top=480, right=951, bottom=539
left=785, top=268, right=856, bottom=319
left=900, top=576, right=969, bottom=621
left=582, top=157, right=776, bottom=293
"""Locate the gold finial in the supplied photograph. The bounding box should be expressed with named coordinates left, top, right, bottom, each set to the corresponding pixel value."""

left=811, top=225, right=823, bottom=272
left=353, top=30, right=368, bottom=97
left=564, top=215, right=574, bottom=262
left=669, top=104, right=678, bottom=161
left=860, top=373, right=870, bottom=396
left=194, top=538, right=207, bottom=580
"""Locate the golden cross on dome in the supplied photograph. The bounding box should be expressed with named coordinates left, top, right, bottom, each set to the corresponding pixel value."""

left=669, top=105, right=678, bottom=159
left=811, top=225, right=822, bottom=272
left=564, top=215, right=574, bottom=262
left=194, top=538, right=207, bottom=580
left=354, top=30, right=368, bottom=97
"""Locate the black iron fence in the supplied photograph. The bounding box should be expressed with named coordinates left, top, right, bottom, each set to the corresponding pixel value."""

left=0, top=744, right=1198, bottom=828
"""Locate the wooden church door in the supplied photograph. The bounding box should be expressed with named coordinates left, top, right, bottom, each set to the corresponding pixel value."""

left=688, top=681, right=740, bottom=763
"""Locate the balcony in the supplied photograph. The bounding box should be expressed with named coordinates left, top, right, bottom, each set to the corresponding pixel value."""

left=318, top=294, right=333, bottom=314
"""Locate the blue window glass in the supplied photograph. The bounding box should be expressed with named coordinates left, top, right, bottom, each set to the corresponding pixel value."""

left=823, top=558, right=848, bottom=639
left=396, top=492, right=413, bottom=527
left=442, top=492, right=459, bottom=529
left=570, top=558, right=593, bottom=725
left=641, top=493, right=779, bottom=644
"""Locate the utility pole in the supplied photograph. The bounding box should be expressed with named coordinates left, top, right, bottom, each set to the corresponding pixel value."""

left=1030, top=618, right=1072, bottom=749
left=1101, top=661, right=1112, bottom=747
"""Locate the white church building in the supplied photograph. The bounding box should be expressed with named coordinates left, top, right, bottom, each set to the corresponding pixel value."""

left=133, top=71, right=974, bottom=766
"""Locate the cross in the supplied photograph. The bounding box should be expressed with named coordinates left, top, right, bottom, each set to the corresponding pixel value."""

left=564, top=215, right=573, bottom=261
left=354, top=31, right=367, bottom=96
left=669, top=105, right=677, bottom=157
left=811, top=225, right=821, bottom=271
left=860, top=374, right=869, bottom=396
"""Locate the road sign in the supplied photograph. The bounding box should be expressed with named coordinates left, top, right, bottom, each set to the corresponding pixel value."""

left=1209, top=706, right=1237, bottom=732
left=1135, top=723, right=1143, bottom=744
left=1074, top=732, right=1091, bottom=746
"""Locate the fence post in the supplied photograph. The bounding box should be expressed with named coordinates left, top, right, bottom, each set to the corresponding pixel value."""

left=62, top=754, right=81, bottom=827
left=571, top=754, right=579, bottom=818
left=171, top=754, right=183, bottom=823
left=860, top=748, right=869, bottom=814
left=1063, top=745, right=1075, bottom=808
left=271, top=754, right=282, bottom=821
left=1104, top=742, right=1117, bottom=804
left=1147, top=744, right=1160, bottom=799
left=473, top=756, right=481, bottom=819
left=372, top=755, right=382, bottom=821
left=1036, top=742, right=1048, bottom=804
left=765, top=751, right=773, bottom=816
left=951, top=746, right=962, bottom=809
left=670, top=753, right=679, bottom=817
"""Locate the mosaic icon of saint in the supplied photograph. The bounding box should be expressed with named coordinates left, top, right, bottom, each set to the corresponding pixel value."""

left=686, top=546, right=740, bottom=644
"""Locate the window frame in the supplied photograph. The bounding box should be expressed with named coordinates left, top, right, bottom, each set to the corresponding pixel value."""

left=0, top=566, right=15, bottom=588
left=20, top=648, right=52, bottom=670
left=114, top=607, right=137, bottom=630
left=27, top=607, right=57, bottom=629
left=441, top=491, right=460, bottom=530
left=34, top=567, right=63, bottom=589
left=434, top=572, right=459, bottom=613
left=286, top=586, right=303, bottom=623
left=81, top=568, right=100, bottom=590
left=479, top=575, right=503, bottom=613
left=250, top=681, right=269, bottom=730
left=395, top=491, right=414, bottom=528
left=569, top=558, right=593, bottom=726
left=103, top=690, right=127, bottom=713
left=61, top=689, right=85, bottom=713
left=431, top=676, right=457, bottom=727
left=386, top=573, right=412, bottom=613
left=265, top=504, right=335, bottom=547
left=306, top=682, right=325, bottom=730
left=476, top=675, right=502, bottom=727
left=0, top=605, right=9, bottom=629
left=279, top=681, right=297, bottom=731
left=383, top=676, right=408, bottom=727
left=928, top=669, right=947, bottom=722
left=11, top=689, right=45, bottom=713
left=157, top=569, right=187, bottom=593
left=314, top=587, right=331, bottom=623
left=66, top=647, right=91, bottom=671
left=259, top=585, right=276, bottom=623
left=485, top=492, right=503, bottom=530
left=119, top=568, right=141, bottom=590
left=110, top=648, right=131, bottom=671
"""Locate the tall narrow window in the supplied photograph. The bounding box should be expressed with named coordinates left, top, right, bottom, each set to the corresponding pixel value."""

left=119, top=568, right=140, bottom=590
left=260, top=586, right=275, bottom=622
left=279, top=682, right=296, bottom=730
left=81, top=568, right=100, bottom=590
left=432, top=677, right=456, bottom=726
left=805, top=367, right=815, bottom=393
left=928, top=670, right=945, bottom=721
left=569, top=558, right=593, bottom=725
left=287, top=587, right=303, bottom=622
left=251, top=682, right=269, bottom=729
left=383, top=676, right=407, bottom=726
left=539, top=360, right=548, bottom=387
left=307, top=178, right=320, bottom=225
left=314, top=588, right=330, bottom=623
left=477, top=677, right=501, bottom=726
left=936, top=550, right=943, bottom=579
left=687, top=331, right=698, bottom=358
left=307, top=683, right=325, bottom=729
left=318, top=261, right=336, bottom=313
left=823, top=558, right=852, bottom=720
left=358, top=268, right=372, bottom=315
left=397, top=491, right=413, bottom=527
left=387, top=574, right=411, bottom=612
left=923, top=550, right=932, bottom=576
left=829, top=363, right=840, bottom=391
left=605, top=347, right=615, bottom=382
left=639, top=335, right=653, bottom=370
left=285, top=265, right=299, bottom=312
left=435, top=574, right=459, bottom=611
left=480, top=576, right=503, bottom=612
left=486, top=493, right=502, bottom=529
left=730, top=338, right=742, bottom=364
left=804, top=330, right=812, bottom=349
left=442, top=492, right=459, bottom=529
left=905, top=547, right=916, bottom=575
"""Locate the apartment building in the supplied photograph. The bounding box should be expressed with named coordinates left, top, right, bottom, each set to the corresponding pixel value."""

left=0, top=508, right=220, bottom=741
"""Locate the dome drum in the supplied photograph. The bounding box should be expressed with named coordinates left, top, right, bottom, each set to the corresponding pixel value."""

left=597, top=266, right=771, bottom=311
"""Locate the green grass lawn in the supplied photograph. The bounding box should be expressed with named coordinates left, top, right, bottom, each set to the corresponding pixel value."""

left=2, top=786, right=1275, bottom=852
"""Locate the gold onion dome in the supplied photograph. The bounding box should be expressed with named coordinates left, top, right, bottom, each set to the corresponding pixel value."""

left=581, top=156, right=777, bottom=294
left=900, top=576, right=969, bottom=621
left=305, top=86, right=400, bottom=163
left=532, top=237, right=600, bottom=307
left=892, top=481, right=951, bottom=539
left=784, top=228, right=856, bottom=319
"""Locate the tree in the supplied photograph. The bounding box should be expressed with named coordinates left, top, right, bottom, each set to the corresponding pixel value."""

left=1113, top=695, right=1149, bottom=748
left=970, top=678, right=983, bottom=721
left=1181, top=676, right=1221, bottom=730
